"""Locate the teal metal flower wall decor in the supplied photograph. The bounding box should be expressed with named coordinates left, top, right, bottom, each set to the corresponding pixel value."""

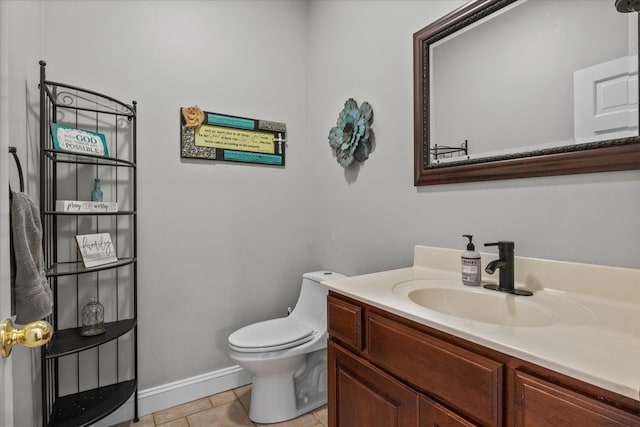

left=328, top=98, right=374, bottom=168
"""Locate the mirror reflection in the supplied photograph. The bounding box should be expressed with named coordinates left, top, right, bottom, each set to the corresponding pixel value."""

left=428, top=0, right=638, bottom=164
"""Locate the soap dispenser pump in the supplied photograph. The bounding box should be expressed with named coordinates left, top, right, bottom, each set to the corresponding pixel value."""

left=461, top=235, right=481, bottom=286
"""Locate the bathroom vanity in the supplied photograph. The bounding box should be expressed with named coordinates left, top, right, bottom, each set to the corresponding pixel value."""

left=323, top=246, right=640, bottom=426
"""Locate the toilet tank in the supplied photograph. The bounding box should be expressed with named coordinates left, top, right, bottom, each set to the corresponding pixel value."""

left=289, top=271, right=346, bottom=329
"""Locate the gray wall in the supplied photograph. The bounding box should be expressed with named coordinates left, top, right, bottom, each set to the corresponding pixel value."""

left=2, top=0, right=639, bottom=424
left=307, top=0, right=640, bottom=273
left=3, top=0, right=314, bottom=393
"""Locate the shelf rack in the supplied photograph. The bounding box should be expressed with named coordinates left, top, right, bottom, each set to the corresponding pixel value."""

left=39, top=60, right=138, bottom=427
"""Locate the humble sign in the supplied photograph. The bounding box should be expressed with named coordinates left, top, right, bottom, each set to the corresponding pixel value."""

left=51, top=124, right=109, bottom=157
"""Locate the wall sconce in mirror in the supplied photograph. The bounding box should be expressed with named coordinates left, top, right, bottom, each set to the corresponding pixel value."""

left=414, top=0, right=640, bottom=185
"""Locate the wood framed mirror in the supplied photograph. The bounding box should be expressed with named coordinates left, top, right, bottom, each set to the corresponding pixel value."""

left=414, top=0, right=640, bottom=186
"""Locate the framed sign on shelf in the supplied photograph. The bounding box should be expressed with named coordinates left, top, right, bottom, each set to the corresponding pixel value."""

left=180, top=106, right=287, bottom=166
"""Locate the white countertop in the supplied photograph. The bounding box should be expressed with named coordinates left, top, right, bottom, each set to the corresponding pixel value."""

left=322, top=246, right=640, bottom=401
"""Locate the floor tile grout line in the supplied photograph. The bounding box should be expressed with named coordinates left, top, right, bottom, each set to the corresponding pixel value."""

left=131, top=385, right=327, bottom=427
left=153, top=397, right=216, bottom=426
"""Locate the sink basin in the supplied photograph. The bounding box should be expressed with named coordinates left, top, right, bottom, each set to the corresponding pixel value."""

left=408, top=287, right=554, bottom=327
left=393, top=279, right=592, bottom=327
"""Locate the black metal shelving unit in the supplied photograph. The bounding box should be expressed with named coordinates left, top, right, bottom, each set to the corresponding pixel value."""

left=39, top=60, right=138, bottom=427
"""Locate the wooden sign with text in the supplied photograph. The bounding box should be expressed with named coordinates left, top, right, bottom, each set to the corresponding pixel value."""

left=51, top=124, right=109, bottom=157
left=75, top=233, right=118, bottom=268
left=180, top=107, right=286, bottom=166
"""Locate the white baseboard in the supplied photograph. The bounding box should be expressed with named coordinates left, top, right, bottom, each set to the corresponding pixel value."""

left=92, top=366, right=252, bottom=426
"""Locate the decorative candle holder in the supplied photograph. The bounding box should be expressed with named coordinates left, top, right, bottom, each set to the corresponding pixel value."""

left=80, top=298, right=106, bottom=337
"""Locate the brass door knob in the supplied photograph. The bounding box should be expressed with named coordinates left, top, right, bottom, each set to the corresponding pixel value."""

left=1, top=319, right=52, bottom=358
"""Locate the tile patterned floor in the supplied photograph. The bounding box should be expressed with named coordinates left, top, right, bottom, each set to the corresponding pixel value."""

left=113, top=385, right=328, bottom=427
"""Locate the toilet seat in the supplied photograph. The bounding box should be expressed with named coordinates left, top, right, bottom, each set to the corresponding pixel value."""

left=228, top=318, right=316, bottom=353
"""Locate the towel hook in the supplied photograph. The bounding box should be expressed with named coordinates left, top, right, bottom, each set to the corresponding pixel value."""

left=8, top=146, right=24, bottom=193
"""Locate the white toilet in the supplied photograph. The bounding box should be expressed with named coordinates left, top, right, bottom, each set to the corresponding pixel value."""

left=228, top=271, right=345, bottom=424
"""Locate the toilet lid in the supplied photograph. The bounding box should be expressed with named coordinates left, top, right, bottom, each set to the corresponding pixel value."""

left=228, top=318, right=316, bottom=353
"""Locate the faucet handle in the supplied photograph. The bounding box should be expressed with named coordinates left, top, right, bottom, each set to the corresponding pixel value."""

left=484, top=241, right=514, bottom=256
left=484, top=241, right=514, bottom=249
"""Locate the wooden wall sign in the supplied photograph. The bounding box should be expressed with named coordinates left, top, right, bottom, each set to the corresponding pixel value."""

left=180, top=106, right=286, bottom=166
left=75, top=233, right=117, bottom=268
left=51, top=123, right=109, bottom=157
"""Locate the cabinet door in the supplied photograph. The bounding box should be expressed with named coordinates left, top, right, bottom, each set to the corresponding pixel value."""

left=514, top=371, right=640, bottom=426
left=328, top=340, right=419, bottom=427
left=420, top=396, right=479, bottom=427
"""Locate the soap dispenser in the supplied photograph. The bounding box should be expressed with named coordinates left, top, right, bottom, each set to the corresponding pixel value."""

left=461, top=235, right=481, bottom=286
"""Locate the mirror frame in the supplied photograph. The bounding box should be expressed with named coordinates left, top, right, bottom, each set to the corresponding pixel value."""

left=413, top=0, right=640, bottom=186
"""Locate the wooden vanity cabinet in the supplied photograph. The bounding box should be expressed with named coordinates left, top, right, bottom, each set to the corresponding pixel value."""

left=328, top=340, right=419, bottom=426
left=514, top=371, right=640, bottom=426
left=420, top=395, right=477, bottom=427
left=366, top=311, right=502, bottom=426
left=329, top=338, right=477, bottom=427
left=327, top=294, right=363, bottom=352
left=327, top=292, right=640, bottom=427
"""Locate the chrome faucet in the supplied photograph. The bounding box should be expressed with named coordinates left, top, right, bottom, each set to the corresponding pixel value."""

left=483, top=241, right=532, bottom=296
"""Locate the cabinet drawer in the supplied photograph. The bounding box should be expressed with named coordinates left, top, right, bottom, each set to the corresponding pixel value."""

left=367, top=312, right=503, bottom=427
left=514, top=371, right=640, bottom=426
left=328, top=295, right=363, bottom=351
left=420, top=395, right=479, bottom=427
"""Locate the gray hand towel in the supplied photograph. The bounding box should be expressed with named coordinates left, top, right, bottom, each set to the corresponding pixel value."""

left=10, top=190, right=53, bottom=324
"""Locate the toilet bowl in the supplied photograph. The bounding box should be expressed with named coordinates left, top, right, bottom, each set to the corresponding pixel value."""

left=228, top=271, right=345, bottom=424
